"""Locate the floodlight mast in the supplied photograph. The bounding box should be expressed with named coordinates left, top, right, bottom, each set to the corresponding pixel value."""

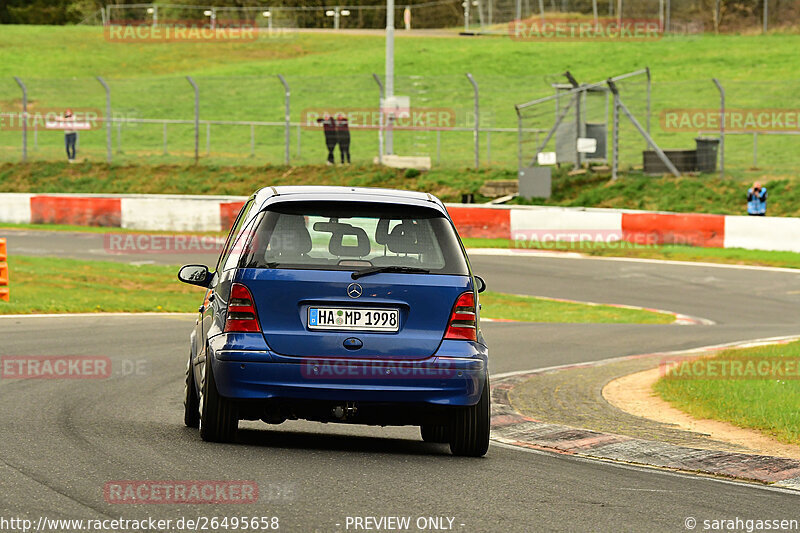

left=385, top=0, right=395, bottom=154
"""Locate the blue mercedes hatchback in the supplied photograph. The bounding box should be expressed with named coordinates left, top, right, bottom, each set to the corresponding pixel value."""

left=178, top=186, right=489, bottom=456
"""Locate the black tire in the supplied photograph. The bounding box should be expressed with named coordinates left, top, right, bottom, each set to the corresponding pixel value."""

left=420, top=424, right=449, bottom=443
left=199, top=355, right=238, bottom=443
left=448, top=377, right=490, bottom=457
left=183, top=356, right=200, bottom=428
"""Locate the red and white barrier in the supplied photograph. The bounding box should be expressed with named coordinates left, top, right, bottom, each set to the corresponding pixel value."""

left=1, top=192, right=799, bottom=253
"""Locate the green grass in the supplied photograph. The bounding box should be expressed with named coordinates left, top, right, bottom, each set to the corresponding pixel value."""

left=5, top=160, right=800, bottom=217
left=463, top=238, right=800, bottom=269
left=0, top=161, right=499, bottom=202
left=1, top=26, right=800, bottom=172
left=0, top=255, right=670, bottom=324
left=480, top=291, right=673, bottom=324
left=1, top=255, right=202, bottom=313
left=654, top=340, right=800, bottom=445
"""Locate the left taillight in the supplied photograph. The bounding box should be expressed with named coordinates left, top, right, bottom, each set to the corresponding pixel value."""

left=224, top=283, right=260, bottom=333
left=444, top=291, right=477, bottom=341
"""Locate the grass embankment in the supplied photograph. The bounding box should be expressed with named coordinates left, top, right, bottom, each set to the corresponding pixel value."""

left=5, top=161, right=800, bottom=216
left=1, top=26, right=800, bottom=172
left=461, top=238, right=800, bottom=269
left=0, top=255, right=671, bottom=323
left=655, top=340, right=800, bottom=445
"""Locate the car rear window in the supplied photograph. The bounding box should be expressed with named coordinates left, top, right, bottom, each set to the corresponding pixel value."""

left=240, top=201, right=469, bottom=275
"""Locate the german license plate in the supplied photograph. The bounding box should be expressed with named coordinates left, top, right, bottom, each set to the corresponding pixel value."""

left=308, top=307, right=399, bottom=332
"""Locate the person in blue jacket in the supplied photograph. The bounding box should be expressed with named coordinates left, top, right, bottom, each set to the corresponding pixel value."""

left=747, top=182, right=767, bottom=216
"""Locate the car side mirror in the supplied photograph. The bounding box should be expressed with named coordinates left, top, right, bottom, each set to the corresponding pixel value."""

left=474, top=276, right=486, bottom=293
left=178, top=264, right=211, bottom=287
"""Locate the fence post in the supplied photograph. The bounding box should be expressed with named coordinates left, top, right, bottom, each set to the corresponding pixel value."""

left=277, top=75, right=291, bottom=165
left=13, top=77, right=27, bottom=162
left=466, top=73, right=479, bottom=169
left=611, top=91, right=619, bottom=180
left=645, top=66, right=651, bottom=136
left=372, top=73, right=384, bottom=164
left=712, top=78, right=725, bottom=179
left=763, top=0, right=768, bottom=33
left=514, top=106, right=522, bottom=178
left=186, top=76, right=199, bottom=164
left=96, top=76, right=112, bottom=163
left=163, top=122, right=168, bottom=155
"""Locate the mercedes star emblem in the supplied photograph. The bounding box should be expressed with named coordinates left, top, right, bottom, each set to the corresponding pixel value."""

left=347, top=283, right=363, bottom=298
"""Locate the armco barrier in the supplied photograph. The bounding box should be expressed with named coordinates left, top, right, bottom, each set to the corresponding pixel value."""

left=2, top=193, right=800, bottom=253
left=621, top=212, right=725, bottom=247
left=0, top=238, right=8, bottom=302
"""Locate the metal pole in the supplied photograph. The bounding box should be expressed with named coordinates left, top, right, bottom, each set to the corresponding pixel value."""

left=186, top=76, right=199, bottom=164
left=466, top=73, right=479, bottom=169
left=277, top=74, right=291, bottom=164
left=612, top=92, right=618, bottom=180
left=437, top=130, right=441, bottom=165
left=153, top=5, right=158, bottom=26
left=334, top=7, right=340, bottom=30
left=712, top=77, right=725, bottom=178
left=96, top=76, right=112, bottom=163
left=385, top=0, right=395, bottom=155
left=13, top=77, right=27, bottom=162
left=372, top=73, right=384, bottom=163
left=539, top=0, right=544, bottom=22
left=592, top=0, right=598, bottom=27
left=763, top=0, right=768, bottom=33
left=659, top=0, right=663, bottom=29
left=464, top=0, right=470, bottom=31
left=206, top=122, right=210, bottom=155
left=250, top=124, right=255, bottom=157
left=608, top=80, right=680, bottom=177
left=34, top=123, right=38, bottom=151
left=486, top=131, right=491, bottom=165
left=516, top=0, right=522, bottom=20
left=753, top=132, right=758, bottom=168
left=163, top=122, right=168, bottom=155
left=666, top=0, right=670, bottom=32
left=515, top=108, right=523, bottom=177
left=645, top=66, right=651, bottom=136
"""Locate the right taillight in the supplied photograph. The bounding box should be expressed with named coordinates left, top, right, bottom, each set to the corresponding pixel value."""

left=224, top=283, right=261, bottom=333
left=444, top=291, right=477, bottom=341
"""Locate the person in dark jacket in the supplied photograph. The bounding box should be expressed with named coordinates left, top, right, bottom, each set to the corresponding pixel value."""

left=335, top=113, right=350, bottom=164
left=747, top=181, right=767, bottom=216
left=316, top=112, right=337, bottom=165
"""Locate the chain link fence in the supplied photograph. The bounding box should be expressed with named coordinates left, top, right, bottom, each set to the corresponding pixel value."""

left=2, top=72, right=800, bottom=175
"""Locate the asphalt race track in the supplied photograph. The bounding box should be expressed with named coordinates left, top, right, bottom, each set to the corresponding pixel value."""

left=2, top=229, right=800, bottom=531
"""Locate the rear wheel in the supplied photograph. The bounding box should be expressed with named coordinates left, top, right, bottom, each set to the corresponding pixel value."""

left=420, top=424, right=449, bottom=443
left=199, top=355, right=238, bottom=443
left=448, top=378, right=490, bottom=457
left=183, top=355, right=199, bottom=428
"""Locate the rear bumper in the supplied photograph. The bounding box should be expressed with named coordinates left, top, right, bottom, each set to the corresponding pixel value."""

left=208, top=335, right=488, bottom=408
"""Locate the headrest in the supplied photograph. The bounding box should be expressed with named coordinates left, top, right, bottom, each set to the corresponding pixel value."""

left=387, top=223, right=420, bottom=254
left=270, top=215, right=312, bottom=255
left=375, top=218, right=391, bottom=245
left=327, top=224, right=371, bottom=257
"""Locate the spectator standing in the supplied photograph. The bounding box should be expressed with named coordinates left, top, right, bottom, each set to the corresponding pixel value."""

left=747, top=181, right=768, bottom=216
left=61, top=109, right=77, bottom=163
left=316, top=112, right=337, bottom=165
left=335, top=113, right=350, bottom=165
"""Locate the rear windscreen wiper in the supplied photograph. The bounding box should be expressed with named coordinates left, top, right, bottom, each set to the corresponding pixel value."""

left=351, top=266, right=430, bottom=280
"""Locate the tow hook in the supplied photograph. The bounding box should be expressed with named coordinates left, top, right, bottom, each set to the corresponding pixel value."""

left=332, top=402, right=358, bottom=420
